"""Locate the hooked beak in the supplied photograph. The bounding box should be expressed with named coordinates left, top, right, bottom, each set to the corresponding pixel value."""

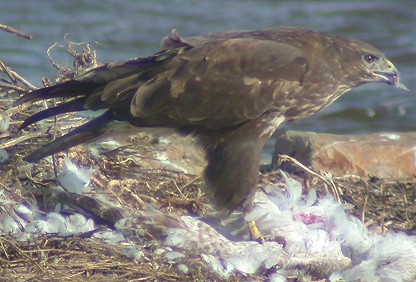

left=372, top=60, right=409, bottom=91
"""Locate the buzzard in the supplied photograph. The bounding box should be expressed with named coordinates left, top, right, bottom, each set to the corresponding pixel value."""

left=15, top=27, right=407, bottom=221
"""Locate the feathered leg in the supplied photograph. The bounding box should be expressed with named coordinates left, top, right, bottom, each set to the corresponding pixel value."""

left=203, top=113, right=285, bottom=241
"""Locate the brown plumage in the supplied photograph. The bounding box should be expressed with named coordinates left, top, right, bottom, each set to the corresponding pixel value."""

left=15, top=27, right=407, bottom=212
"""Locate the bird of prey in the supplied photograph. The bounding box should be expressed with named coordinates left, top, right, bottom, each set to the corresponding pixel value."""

left=15, top=27, right=408, bottom=228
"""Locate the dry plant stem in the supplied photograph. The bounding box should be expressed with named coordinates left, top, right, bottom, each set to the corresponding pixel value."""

left=5, top=103, right=31, bottom=117
left=178, top=174, right=202, bottom=191
left=5, top=238, right=46, bottom=273
left=0, top=58, right=36, bottom=90
left=0, top=80, right=27, bottom=93
left=0, top=128, right=49, bottom=149
left=47, top=43, right=70, bottom=73
left=0, top=59, right=17, bottom=84
left=8, top=68, right=36, bottom=90
left=1, top=117, right=86, bottom=149
left=0, top=23, right=32, bottom=40
left=0, top=236, right=11, bottom=260
left=361, top=180, right=369, bottom=222
left=119, top=185, right=147, bottom=207
left=277, top=154, right=341, bottom=202
left=1, top=114, right=86, bottom=149
left=398, top=185, right=410, bottom=222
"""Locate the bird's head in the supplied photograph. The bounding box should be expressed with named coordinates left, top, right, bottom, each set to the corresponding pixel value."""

left=359, top=51, right=408, bottom=91
left=331, top=36, right=408, bottom=91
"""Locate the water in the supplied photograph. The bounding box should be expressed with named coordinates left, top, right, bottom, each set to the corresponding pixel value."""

left=1, top=0, right=415, bottom=159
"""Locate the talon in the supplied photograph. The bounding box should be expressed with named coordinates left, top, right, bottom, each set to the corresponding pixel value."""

left=247, top=220, right=265, bottom=243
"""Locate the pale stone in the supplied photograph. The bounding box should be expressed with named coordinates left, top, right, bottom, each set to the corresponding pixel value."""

left=273, top=131, right=416, bottom=179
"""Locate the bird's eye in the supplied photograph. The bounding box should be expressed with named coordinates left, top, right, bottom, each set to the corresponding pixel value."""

left=363, top=54, right=379, bottom=63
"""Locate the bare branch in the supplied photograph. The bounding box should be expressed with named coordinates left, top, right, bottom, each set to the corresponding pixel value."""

left=0, top=23, right=32, bottom=40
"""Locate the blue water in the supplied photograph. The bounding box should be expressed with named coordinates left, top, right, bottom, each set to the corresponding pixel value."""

left=1, top=0, right=415, bottom=138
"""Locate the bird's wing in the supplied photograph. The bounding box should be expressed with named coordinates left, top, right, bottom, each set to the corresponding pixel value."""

left=16, top=32, right=308, bottom=163
left=14, top=46, right=190, bottom=129
left=17, top=34, right=307, bottom=131
left=129, top=36, right=307, bottom=129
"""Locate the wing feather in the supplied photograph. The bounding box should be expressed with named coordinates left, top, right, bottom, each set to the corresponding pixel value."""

left=18, top=29, right=308, bottom=131
left=130, top=37, right=307, bottom=129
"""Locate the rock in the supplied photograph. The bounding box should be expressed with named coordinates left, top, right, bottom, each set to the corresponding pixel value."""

left=273, top=131, right=416, bottom=179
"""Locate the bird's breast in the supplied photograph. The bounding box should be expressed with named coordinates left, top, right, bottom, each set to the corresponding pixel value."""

left=270, top=83, right=351, bottom=123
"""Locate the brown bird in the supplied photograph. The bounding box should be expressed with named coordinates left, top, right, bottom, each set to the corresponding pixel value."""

left=15, top=27, right=407, bottom=235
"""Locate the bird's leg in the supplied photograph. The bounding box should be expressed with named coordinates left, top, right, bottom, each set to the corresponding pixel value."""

left=243, top=201, right=266, bottom=243
left=247, top=220, right=265, bottom=243
left=202, top=113, right=285, bottom=243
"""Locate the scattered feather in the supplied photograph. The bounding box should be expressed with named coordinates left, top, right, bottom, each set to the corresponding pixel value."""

left=114, top=174, right=415, bottom=280
left=0, top=149, right=9, bottom=163
left=57, top=157, right=93, bottom=193
left=0, top=112, right=10, bottom=132
left=164, top=251, right=186, bottom=261
left=120, top=246, right=144, bottom=261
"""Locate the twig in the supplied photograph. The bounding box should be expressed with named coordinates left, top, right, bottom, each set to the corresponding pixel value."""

left=0, top=58, right=36, bottom=89
left=361, top=180, right=369, bottom=222
left=0, top=121, right=85, bottom=149
left=0, top=80, right=28, bottom=93
left=277, top=154, right=341, bottom=202
left=0, top=128, right=49, bottom=149
left=6, top=239, right=46, bottom=273
left=0, top=23, right=32, bottom=40
left=0, top=58, right=17, bottom=84
left=0, top=236, right=10, bottom=260
left=47, top=43, right=70, bottom=73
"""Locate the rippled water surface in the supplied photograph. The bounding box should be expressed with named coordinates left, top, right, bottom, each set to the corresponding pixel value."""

left=1, top=0, right=415, bottom=141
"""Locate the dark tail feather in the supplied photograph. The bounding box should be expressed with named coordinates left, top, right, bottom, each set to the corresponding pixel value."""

left=14, top=81, right=97, bottom=106
left=13, top=54, right=171, bottom=107
left=19, top=97, right=87, bottom=129
left=23, top=111, right=114, bottom=162
left=14, top=47, right=185, bottom=107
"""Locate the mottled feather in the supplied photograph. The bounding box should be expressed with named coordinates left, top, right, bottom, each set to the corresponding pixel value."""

left=15, top=27, right=407, bottom=211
